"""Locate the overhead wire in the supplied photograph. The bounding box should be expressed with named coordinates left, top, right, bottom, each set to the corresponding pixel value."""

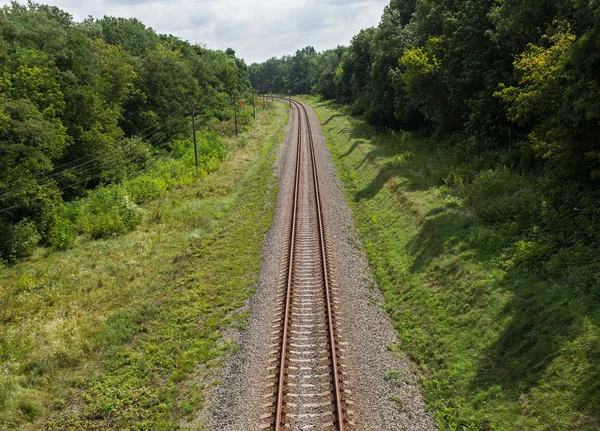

left=0, top=111, right=193, bottom=214
left=0, top=110, right=188, bottom=200
left=0, top=124, right=189, bottom=215
left=0, top=110, right=187, bottom=201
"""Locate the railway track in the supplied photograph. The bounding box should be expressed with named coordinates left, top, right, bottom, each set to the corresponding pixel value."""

left=261, top=100, right=353, bottom=430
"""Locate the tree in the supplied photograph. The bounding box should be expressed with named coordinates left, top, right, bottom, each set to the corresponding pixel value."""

left=0, top=1, right=252, bottom=260
left=290, top=46, right=316, bottom=94
left=338, top=28, right=376, bottom=105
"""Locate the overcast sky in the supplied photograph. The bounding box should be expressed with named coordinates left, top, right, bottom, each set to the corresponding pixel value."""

left=2, top=0, right=388, bottom=64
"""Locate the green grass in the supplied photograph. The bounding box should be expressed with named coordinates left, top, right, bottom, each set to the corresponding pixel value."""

left=304, top=96, right=600, bottom=431
left=0, top=102, right=289, bottom=430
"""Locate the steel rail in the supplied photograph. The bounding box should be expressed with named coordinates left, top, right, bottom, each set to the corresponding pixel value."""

left=274, top=99, right=302, bottom=430
left=273, top=99, right=344, bottom=431
left=300, top=101, right=344, bottom=431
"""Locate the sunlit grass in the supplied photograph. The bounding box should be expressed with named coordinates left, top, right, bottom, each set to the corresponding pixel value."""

left=0, top=102, right=289, bottom=429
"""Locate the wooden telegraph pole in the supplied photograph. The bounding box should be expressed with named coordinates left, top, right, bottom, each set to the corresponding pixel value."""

left=192, top=105, right=199, bottom=170
left=233, top=91, right=239, bottom=138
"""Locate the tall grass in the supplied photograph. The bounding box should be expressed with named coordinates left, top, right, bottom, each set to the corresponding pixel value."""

left=46, top=132, right=225, bottom=247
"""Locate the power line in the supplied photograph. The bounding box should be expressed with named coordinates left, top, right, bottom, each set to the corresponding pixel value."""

left=0, top=111, right=187, bottom=201
left=0, top=120, right=191, bottom=215
left=0, top=111, right=187, bottom=200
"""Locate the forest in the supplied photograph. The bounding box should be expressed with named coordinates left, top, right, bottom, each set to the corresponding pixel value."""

left=0, top=1, right=253, bottom=261
left=250, top=1, right=600, bottom=427
left=250, top=0, right=600, bottom=283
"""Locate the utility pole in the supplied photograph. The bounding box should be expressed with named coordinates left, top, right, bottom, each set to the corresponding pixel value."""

left=233, top=92, right=239, bottom=138
left=252, top=90, right=256, bottom=119
left=288, top=90, right=291, bottom=108
left=192, top=105, right=199, bottom=170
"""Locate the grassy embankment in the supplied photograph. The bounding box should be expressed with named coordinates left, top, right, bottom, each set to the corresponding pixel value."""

left=0, top=101, right=288, bottom=430
left=306, top=97, right=600, bottom=430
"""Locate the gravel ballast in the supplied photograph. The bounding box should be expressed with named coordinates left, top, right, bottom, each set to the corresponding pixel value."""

left=200, top=102, right=436, bottom=430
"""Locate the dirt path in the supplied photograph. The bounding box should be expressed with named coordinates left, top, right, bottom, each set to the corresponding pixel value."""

left=200, top=102, right=436, bottom=431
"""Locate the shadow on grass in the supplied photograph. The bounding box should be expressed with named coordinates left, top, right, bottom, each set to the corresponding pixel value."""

left=354, top=156, right=441, bottom=201
left=410, top=194, right=600, bottom=424
left=355, top=162, right=403, bottom=201
left=340, top=140, right=365, bottom=158
left=343, top=114, right=600, bottom=425
left=468, top=273, right=600, bottom=419
left=356, top=148, right=384, bottom=170
left=323, top=113, right=343, bottom=126
left=406, top=207, right=473, bottom=272
left=348, top=123, right=450, bottom=203
left=402, top=188, right=600, bottom=422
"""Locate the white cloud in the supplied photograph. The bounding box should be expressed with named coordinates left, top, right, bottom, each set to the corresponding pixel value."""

left=1, top=0, right=388, bottom=63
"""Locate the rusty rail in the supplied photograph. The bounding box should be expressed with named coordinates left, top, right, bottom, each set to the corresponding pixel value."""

left=273, top=99, right=302, bottom=430
left=270, top=100, right=345, bottom=431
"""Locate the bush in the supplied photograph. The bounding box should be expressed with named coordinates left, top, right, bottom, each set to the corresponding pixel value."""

left=98, top=137, right=154, bottom=184
left=237, top=108, right=253, bottom=126
left=76, top=188, right=145, bottom=239
left=547, top=244, right=600, bottom=296
left=465, top=168, right=542, bottom=227
left=1, top=131, right=227, bottom=260
left=0, top=219, right=41, bottom=260
left=123, top=174, right=169, bottom=203
left=197, top=132, right=225, bottom=159
left=49, top=215, right=77, bottom=250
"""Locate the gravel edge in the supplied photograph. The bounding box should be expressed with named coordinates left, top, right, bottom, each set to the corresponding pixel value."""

left=198, top=106, right=297, bottom=430
left=199, top=102, right=437, bottom=431
left=307, top=104, right=436, bottom=431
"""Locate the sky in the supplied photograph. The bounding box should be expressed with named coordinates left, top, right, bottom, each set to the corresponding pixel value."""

left=2, top=0, right=389, bottom=64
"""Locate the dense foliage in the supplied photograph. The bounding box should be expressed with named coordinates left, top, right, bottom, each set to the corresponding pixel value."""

left=250, top=0, right=600, bottom=286
left=251, top=1, right=600, bottom=428
left=0, top=2, right=252, bottom=261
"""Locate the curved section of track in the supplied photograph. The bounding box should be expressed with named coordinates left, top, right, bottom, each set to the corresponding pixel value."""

left=261, top=100, right=351, bottom=431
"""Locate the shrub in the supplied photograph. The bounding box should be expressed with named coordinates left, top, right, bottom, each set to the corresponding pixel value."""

left=465, top=168, right=542, bottom=227
left=237, top=108, right=253, bottom=126
left=48, top=215, right=77, bottom=250
left=98, top=137, right=154, bottom=184
left=0, top=219, right=41, bottom=260
left=196, top=132, right=225, bottom=160
left=123, top=174, right=169, bottom=203
left=76, top=188, right=145, bottom=239
left=547, top=244, right=600, bottom=296
left=1, top=130, right=227, bottom=260
left=169, top=139, right=196, bottom=162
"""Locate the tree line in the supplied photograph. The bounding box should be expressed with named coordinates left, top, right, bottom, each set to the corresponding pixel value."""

left=249, top=0, right=600, bottom=250
left=0, top=2, right=252, bottom=261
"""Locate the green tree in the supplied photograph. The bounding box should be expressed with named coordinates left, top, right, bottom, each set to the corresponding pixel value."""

left=337, top=28, right=376, bottom=106
left=290, top=46, right=316, bottom=94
